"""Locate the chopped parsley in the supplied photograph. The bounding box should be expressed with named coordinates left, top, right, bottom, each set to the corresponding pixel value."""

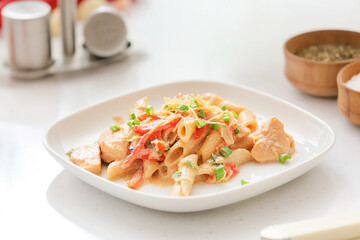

left=171, top=171, right=182, bottom=179
left=65, top=148, right=73, bottom=157
left=184, top=160, right=197, bottom=169
left=207, top=153, right=223, bottom=165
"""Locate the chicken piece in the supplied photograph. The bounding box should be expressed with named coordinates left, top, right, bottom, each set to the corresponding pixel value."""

left=98, top=130, right=129, bottom=163
left=233, top=123, right=251, bottom=139
left=251, top=117, right=292, bottom=163
left=229, top=135, right=254, bottom=151
left=70, top=144, right=101, bottom=174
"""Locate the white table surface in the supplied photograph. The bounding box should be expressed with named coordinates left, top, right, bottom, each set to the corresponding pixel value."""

left=1, top=0, right=360, bottom=239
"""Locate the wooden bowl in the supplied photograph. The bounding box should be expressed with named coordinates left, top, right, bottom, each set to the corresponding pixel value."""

left=284, top=30, right=360, bottom=97
left=337, top=60, right=360, bottom=126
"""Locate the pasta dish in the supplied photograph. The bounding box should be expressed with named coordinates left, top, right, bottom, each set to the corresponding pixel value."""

left=68, top=93, right=295, bottom=196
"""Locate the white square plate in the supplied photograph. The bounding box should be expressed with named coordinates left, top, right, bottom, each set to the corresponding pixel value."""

left=43, top=81, right=335, bottom=212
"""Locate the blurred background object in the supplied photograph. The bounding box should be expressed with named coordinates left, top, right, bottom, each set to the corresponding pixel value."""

left=1, top=0, right=132, bottom=79
left=2, top=0, right=52, bottom=70
left=83, top=5, right=127, bottom=57
left=0, top=0, right=135, bottom=36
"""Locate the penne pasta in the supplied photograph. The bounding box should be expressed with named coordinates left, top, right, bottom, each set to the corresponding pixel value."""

left=68, top=93, right=295, bottom=196
left=143, top=160, right=160, bottom=180
left=219, top=100, right=246, bottom=114
left=171, top=154, right=198, bottom=196
left=177, top=119, right=196, bottom=143
left=162, top=127, right=178, bottom=146
left=198, top=129, right=222, bottom=163
left=239, top=109, right=258, bottom=133
left=107, top=159, right=139, bottom=180
left=224, top=148, right=252, bottom=165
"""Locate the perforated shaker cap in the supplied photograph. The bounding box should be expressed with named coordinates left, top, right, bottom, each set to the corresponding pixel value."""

left=83, top=5, right=127, bottom=58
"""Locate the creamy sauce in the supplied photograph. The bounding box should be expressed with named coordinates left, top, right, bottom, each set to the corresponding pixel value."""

left=148, top=171, right=173, bottom=187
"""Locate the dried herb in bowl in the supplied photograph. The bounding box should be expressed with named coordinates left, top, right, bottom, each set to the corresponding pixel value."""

left=296, top=43, right=360, bottom=62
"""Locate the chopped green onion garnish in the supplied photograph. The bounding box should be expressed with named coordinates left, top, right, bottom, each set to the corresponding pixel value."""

left=130, top=113, right=136, bottom=120
left=171, top=171, right=182, bottom=179
left=220, top=146, right=232, bottom=158
left=110, top=124, right=121, bottom=132
left=197, top=110, right=206, bottom=118
left=127, top=120, right=140, bottom=126
left=223, top=113, right=230, bottom=122
left=232, top=111, right=238, bottom=119
left=209, top=123, right=220, bottom=130
left=214, top=165, right=225, bottom=180
left=65, top=148, right=73, bottom=157
left=234, top=127, right=240, bottom=134
left=220, top=105, right=227, bottom=111
left=145, top=105, right=154, bottom=116
left=176, top=104, right=189, bottom=112
left=195, top=119, right=207, bottom=129
left=279, top=153, right=291, bottom=164
left=241, top=179, right=249, bottom=185
left=164, top=104, right=169, bottom=109
left=184, top=160, right=197, bottom=169
left=190, top=100, right=198, bottom=108
left=133, top=119, right=140, bottom=125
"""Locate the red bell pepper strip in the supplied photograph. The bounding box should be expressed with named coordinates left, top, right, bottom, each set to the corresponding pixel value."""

left=194, top=125, right=208, bottom=139
left=136, top=148, right=165, bottom=161
left=122, top=116, right=182, bottom=170
left=137, top=113, right=160, bottom=122
left=175, top=110, right=185, bottom=116
left=142, top=154, right=165, bottom=161
left=132, top=119, right=162, bottom=135
left=127, top=160, right=143, bottom=189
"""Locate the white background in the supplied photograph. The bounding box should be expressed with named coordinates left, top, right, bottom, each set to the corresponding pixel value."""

left=1, top=0, right=360, bottom=239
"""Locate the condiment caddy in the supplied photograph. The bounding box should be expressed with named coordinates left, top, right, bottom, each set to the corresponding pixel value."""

left=2, top=0, right=131, bottom=79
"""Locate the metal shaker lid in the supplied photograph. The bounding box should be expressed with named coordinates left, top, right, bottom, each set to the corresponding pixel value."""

left=2, top=1, right=50, bottom=20
left=83, top=5, right=127, bottom=58
left=2, top=1, right=52, bottom=70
